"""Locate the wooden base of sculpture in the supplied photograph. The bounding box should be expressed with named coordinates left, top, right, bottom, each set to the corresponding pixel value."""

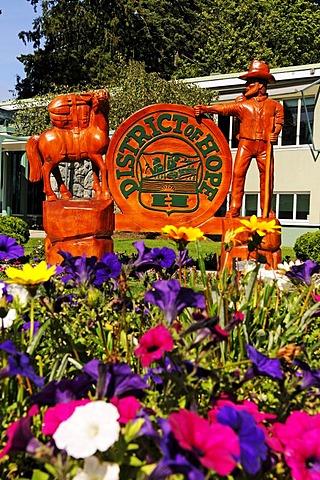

left=43, top=199, right=114, bottom=265
left=220, top=217, right=282, bottom=272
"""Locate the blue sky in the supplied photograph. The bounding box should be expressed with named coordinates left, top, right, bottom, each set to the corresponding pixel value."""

left=0, top=0, right=38, bottom=101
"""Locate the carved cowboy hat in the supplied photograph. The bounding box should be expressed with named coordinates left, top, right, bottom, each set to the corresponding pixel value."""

left=239, top=60, right=276, bottom=84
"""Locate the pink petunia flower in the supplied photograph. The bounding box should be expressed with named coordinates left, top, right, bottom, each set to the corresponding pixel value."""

left=110, top=396, right=142, bottom=424
left=169, top=409, right=240, bottom=476
left=42, top=399, right=91, bottom=435
left=270, top=411, right=320, bottom=480
left=134, top=324, right=174, bottom=367
left=0, top=405, right=39, bottom=459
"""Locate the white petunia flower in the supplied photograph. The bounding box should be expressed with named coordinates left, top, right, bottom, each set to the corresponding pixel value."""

left=258, top=267, right=292, bottom=291
left=53, top=401, right=120, bottom=459
left=73, top=456, right=120, bottom=480
left=1, top=308, right=17, bottom=328
left=6, top=283, right=29, bottom=306
left=277, top=259, right=302, bottom=274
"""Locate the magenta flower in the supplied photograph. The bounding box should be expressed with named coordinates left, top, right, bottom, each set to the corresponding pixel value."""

left=134, top=325, right=174, bottom=367
left=225, top=311, right=245, bottom=331
left=42, top=399, right=91, bottom=435
left=271, top=411, right=320, bottom=480
left=169, top=409, right=240, bottom=475
left=110, top=396, right=142, bottom=424
left=144, top=279, right=206, bottom=325
left=0, top=405, right=40, bottom=459
left=0, top=235, right=24, bottom=261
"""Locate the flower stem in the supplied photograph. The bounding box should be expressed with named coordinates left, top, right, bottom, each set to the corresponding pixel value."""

left=29, top=296, right=35, bottom=346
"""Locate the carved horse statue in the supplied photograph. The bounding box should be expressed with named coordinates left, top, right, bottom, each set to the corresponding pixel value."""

left=26, top=89, right=110, bottom=201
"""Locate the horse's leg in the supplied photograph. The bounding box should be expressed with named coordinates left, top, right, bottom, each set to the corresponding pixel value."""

left=42, top=160, right=58, bottom=201
left=52, top=166, right=72, bottom=199
left=91, top=162, right=102, bottom=199
left=90, top=154, right=110, bottom=200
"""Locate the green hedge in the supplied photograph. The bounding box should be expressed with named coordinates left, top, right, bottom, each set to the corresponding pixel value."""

left=293, top=230, right=320, bottom=262
left=0, top=216, right=30, bottom=245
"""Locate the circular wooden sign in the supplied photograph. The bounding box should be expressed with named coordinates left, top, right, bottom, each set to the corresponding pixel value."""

left=107, top=104, right=232, bottom=230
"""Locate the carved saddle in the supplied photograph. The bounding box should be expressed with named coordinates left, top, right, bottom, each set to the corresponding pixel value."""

left=48, top=93, right=94, bottom=130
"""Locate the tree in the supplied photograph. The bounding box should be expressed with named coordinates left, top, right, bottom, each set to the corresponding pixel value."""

left=190, top=0, right=320, bottom=75
left=16, top=0, right=206, bottom=98
left=13, top=61, right=216, bottom=135
left=16, top=0, right=320, bottom=98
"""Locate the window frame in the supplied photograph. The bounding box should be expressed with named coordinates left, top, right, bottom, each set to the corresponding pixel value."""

left=226, top=192, right=310, bottom=223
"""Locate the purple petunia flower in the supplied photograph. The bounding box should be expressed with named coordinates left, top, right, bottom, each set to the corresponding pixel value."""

left=83, top=359, right=149, bottom=399
left=0, top=282, right=14, bottom=304
left=22, top=321, right=40, bottom=337
left=286, top=259, right=320, bottom=285
left=131, top=241, right=176, bottom=273
left=59, top=251, right=97, bottom=285
left=0, top=235, right=24, bottom=261
left=243, top=344, right=283, bottom=381
left=294, top=358, right=320, bottom=390
left=216, top=405, right=268, bottom=475
left=174, top=249, right=194, bottom=270
left=144, top=279, right=206, bottom=325
left=30, top=374, right=93, bottom=406
left=0, top=340, right=44, bottom=388
left=94, top=252, right=122, bottom=286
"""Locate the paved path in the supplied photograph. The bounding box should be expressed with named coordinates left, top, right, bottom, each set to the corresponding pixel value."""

left=29, top=230, right=46, bottom=239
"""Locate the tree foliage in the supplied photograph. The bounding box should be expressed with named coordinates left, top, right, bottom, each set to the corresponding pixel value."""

left=13, top=61, right=216, bottom=135
left=192, top=0, right=320, bottom=75
left=16, top=0, right=205, bottom=98
left=16, top=0, right=320, bottom=98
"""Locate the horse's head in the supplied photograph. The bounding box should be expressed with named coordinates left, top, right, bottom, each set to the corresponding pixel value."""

left=92, top=90, right=110, bottom=114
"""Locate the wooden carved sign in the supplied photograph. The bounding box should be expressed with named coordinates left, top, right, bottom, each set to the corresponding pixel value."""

left=107, top=104, right=232, bottom=231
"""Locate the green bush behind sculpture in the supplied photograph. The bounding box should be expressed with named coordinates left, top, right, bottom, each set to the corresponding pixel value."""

left=0, top=216, right=30, bottom=245
left=294, top=230, right=320, bottom=262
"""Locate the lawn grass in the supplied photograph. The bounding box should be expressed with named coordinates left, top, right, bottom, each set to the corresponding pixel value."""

left=24, top=236, right=295, bottom=262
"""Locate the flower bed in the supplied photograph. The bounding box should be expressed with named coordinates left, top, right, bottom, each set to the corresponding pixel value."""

left=0, top=221, right=319, bottom=480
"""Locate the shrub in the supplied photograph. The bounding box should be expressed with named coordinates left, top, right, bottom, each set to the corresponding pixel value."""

left=293, top=230, right=320, bottom=262
left=0, top=216, right=30, bottom=245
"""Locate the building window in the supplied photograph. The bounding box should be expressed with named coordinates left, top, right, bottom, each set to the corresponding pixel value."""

left=278, top=194, right=294, bottom=219
left=296, top=193, right=310, bottom=220
left=300, top=97, right=314, bottom=145
left=281, top=97, right=315, bottom=146
left=219, top=97, right=315, bottom=148
left=244, top=194, right=258, bottom=216
left=282, top=100, right=298, bottom=146
left=236, top=192, right=310, bottom=221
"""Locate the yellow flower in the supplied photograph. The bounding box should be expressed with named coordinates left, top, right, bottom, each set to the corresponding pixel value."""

left=6, top=261, right=56, bottom=288
left=239, top=215, right=281, bottom=237
left=162, top=225, right=205, bottom=243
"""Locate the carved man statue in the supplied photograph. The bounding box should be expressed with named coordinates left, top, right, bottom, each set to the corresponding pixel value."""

left=194, top=60, right=284, bottom=218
